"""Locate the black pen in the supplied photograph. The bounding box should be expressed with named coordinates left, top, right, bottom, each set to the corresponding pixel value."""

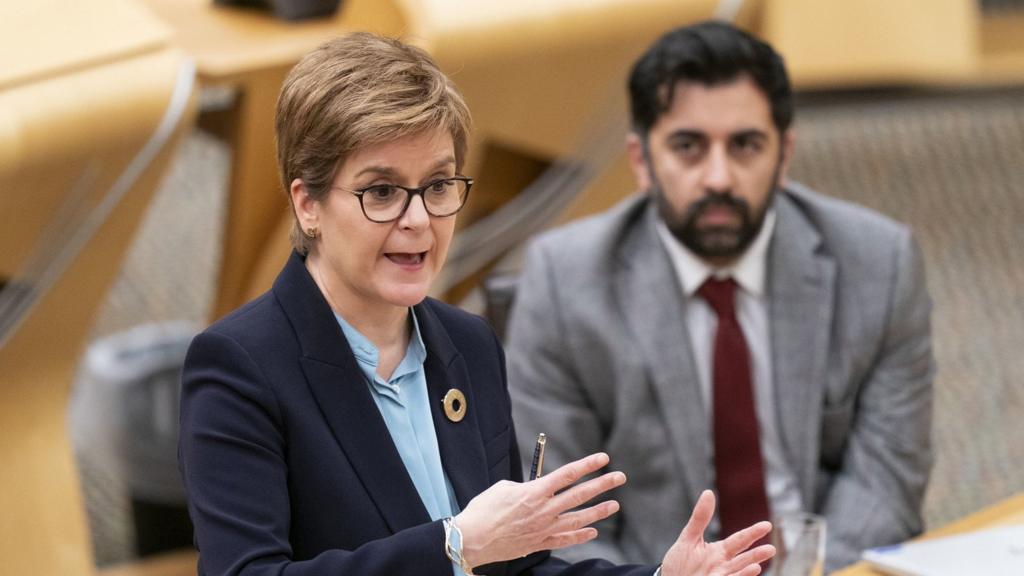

left=529, top=433, right=547, bottom=480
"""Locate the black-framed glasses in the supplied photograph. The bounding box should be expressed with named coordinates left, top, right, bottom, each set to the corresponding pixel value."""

left=336, top=176, right=473, bottom=223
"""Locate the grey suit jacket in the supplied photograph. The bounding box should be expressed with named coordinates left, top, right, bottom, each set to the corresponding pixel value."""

left=506, top=184, right=934, bottom=573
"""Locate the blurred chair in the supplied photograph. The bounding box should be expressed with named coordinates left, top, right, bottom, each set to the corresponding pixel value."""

left=481, top=272, right=521, bottom=342
left=0, top=0, right=197, bottom=573
left=70, top=322, right=199, bottom=563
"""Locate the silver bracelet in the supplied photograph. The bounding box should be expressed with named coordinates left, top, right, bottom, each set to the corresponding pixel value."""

left=443, top=517, right=478, bottom=575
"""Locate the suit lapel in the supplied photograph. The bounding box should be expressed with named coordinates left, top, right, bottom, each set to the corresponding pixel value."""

left=768, top=192, right=835, bottom=506
left=273, top=253, right=431, bottom=533
left=416, top=302, right=489, bottom=512
left=617, top=201, right=711, bottom=503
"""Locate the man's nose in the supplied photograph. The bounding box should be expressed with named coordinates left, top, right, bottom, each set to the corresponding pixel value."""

left=702, top=147, right=734, bottom=193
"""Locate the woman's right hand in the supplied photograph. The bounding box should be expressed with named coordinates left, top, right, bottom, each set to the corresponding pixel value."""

left=452, top=452, right=626, bottom=570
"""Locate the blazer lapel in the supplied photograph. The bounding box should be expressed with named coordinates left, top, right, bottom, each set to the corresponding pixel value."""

left=273, top=253, right=431, bottom=533
left=416, top=302, right=489, bottom=512
left=768, top=191, right=836, bottom=506
left=616, top=201, right=711, bottom=503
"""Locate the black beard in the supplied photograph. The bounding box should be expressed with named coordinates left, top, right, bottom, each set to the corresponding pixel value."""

left=653, top=182, right=774, bottom=262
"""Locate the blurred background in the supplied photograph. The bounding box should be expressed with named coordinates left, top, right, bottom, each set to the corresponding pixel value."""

left=1, top=0, right=1022, bottom=574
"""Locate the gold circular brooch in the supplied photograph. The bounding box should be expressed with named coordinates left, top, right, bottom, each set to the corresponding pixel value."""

left=442, top=388, right=467, bottom=422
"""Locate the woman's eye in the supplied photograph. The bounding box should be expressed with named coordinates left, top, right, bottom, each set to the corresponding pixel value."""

left=366, top=185, right=398, bottom=201
left=428, top=179, right=450, bottom=193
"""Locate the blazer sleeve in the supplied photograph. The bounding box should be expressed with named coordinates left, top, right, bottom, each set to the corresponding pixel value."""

left=483, top=319, right=653, bottom=576
left=820, top=231, right=935, bottom=571
left=505, top=239, right=630, bottom=565
left=178, top=329, right=454, bottom=576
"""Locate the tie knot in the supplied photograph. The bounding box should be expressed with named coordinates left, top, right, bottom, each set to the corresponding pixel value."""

left=697, top=276, right=737, bottom=317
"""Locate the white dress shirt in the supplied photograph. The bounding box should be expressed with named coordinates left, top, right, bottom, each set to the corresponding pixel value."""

left=655, top=209, right=803, bottom=529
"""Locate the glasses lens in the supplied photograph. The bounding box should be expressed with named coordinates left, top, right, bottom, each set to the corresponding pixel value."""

left=361, top=185, right=407, bottom=221
left=424, top=178, right=469, bottom=216
left=358, top=178, right=470, bottom=222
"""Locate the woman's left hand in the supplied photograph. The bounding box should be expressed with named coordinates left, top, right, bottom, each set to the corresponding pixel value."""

left=453, top=452, right=626, bottom=569
left=659, top=490, right=775, bottom=576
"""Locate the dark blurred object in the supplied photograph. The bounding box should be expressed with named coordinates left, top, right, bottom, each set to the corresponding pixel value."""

left=71, top=322, right=198, bottom=560
left=482, top=272, right=520, bottom=342
left=214, top=0, right=343, bottom=21
left=133, top=501, right=194, bottom=557
left=981, top=0, right=1024, bottom=13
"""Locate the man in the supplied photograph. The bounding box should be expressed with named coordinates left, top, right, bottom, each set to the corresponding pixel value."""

left=506, top=21, right=934, bottom=573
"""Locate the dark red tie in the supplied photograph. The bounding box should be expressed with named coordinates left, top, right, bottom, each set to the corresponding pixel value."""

left=698, top=277, right=772, bottom=541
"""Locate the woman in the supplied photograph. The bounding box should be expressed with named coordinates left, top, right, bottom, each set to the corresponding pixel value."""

left=178, top=32, right=773, bottom=576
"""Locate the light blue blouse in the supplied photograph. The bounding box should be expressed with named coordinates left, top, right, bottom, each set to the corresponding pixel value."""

left=334, top=310, right=467, bottom=574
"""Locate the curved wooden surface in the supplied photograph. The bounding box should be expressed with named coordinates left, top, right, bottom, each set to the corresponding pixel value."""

left=142, top=0, right=1024, bottom=314
left=139, top=0, right=408, bottom=319
left=0, top=1, right=197, bottom=573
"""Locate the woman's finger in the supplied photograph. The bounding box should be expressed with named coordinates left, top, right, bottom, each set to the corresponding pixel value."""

left=539, top=527, right=600, bottom=550
left=720, top=520, right=772, bottom=557
left=547, top=470, right=626, bottom=513
left=729, top=564, right=764, bottom=576
left=536, top=452, right=611, bottom=494
left=550, top=499, right=620, bottom=534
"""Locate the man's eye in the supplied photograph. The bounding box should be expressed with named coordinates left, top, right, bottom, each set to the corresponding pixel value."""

left=672, top=139, right=703, bottom=156
left=732, top=136, right=763, bottom=155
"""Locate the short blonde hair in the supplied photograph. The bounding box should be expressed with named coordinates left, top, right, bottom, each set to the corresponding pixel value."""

left=275, top=32, right=472, bottom=253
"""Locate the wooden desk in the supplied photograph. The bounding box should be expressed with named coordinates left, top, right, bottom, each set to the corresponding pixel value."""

left=99, top=550, right=198, bottom=576
left=138, top=0, right=406, bottom=318
left=834, top=492, right=1024, bottom=575
left=0, top=1, right=196, bottom=573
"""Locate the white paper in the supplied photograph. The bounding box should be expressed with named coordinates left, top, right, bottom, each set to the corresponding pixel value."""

left=861, top=524, right=1024, bottom=576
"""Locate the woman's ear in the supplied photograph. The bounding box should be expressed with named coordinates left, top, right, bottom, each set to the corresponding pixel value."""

left=290, top=178, right=318, bottom=229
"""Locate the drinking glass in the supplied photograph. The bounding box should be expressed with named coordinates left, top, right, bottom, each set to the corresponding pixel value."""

left=770, top=512, right=826, bottom=576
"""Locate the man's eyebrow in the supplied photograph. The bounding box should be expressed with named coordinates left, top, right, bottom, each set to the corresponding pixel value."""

left=666, top=129, right=707, bottom=141
left=731, top=129, right=769, bottom=140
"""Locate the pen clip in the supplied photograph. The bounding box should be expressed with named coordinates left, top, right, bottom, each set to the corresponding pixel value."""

left=529, top=433, right=547, bottom=480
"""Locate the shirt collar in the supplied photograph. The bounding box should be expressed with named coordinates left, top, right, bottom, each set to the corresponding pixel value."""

left=334, top=309, right=427, bottom=380
left=655, top=207, right=776, bottom=298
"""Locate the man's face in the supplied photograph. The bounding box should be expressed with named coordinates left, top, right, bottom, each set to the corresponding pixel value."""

left=627, top=75, right=793, bottom=266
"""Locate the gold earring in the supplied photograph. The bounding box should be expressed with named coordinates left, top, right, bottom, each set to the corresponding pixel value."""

left=304, top=226, right=319, bottom=239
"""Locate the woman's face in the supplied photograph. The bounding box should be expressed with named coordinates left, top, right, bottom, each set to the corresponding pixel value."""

left=295, top=129, right=459, bottom=315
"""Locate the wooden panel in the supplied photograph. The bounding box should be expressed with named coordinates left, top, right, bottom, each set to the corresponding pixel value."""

left=140, top=0, right=406, bottom=79
left=0, top=2, right=196, bottom=572
left=404, top=0, right=721, bottom=158
left=138, top=0, right=407, bottom=317
left=762, top=0, right=979, bottom=88
left=99, top=550, right=198, bottom=576
left=0, top=0, right=170, bottom=89
left=980, top=12, right=1024, bottom=83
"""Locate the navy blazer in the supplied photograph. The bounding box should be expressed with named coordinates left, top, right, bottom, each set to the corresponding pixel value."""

left=179, top=252, right=651, bottom=576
